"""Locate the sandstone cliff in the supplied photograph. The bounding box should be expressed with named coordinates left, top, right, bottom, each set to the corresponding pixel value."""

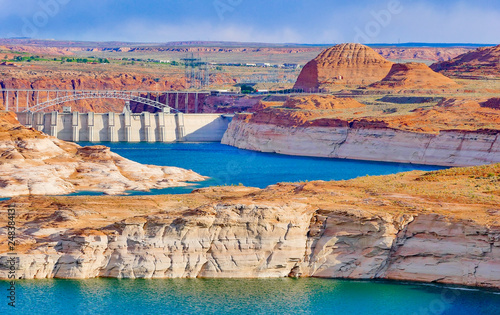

left=0, top=164, right=499, bottom=289
left=0, top=70, right=187, bottom=113
left=369, top=62, right=459, bottom=91
left=431, top=44, right=500, bottom=79
left=222, top=96, right=500, bottom=167
left=0, top=112, right=206, bottom=196
left=293, top=43, right=394, bottom=90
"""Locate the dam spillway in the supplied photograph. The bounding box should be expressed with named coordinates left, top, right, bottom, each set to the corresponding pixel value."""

left=16, top=111, right=233, bottom=143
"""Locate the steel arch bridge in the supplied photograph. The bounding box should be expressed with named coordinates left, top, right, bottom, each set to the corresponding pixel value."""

left=22, top=90, right=178, bottom=113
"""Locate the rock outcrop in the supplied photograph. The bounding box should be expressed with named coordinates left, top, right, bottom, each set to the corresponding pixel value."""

left=369, top=62, right=459, bottom=90
left=431, top=44, right=500, bottom=79
left=222, top=96, right=500, bottom=167
left=0, top=112, right=206, bottom=196
left=1, top=163, right=499, bottom=289
left=293, top=43, right=394, bottom=90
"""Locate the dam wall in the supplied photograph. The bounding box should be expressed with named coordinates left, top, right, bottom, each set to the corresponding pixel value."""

left=16, top=111, right=233, bottom=142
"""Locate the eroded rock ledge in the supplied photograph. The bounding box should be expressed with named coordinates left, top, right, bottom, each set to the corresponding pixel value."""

left=1, top=164, right=499, bottom=289
left=0, top=111, right=206, bottom=196
left=221, top=96, right=500, bottom=167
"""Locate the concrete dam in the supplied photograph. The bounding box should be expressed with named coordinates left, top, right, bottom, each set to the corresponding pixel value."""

left=16, top=111, right=233, bottom=142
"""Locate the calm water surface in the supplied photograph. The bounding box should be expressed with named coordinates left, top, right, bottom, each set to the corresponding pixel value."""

left=72, top=142, right=445, bottom=195
left=1, top=278, right=499, bottom=314
left=5, top=143, right=490, bottom=315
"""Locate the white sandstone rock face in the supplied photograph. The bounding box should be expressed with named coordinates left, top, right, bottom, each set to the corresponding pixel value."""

left=2, top=204, right=500, bottom=289
left=0, top=113, right=207, bottom=197
left=221, top=121, right=500, bottom=167
left=382, top=214, right=500, bottom=288
left=0, top=140, right=207, bottom=197
left=0, top=203, right=314, bottom=279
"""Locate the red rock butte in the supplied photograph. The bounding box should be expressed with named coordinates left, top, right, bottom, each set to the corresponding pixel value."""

left=293, top=43, right=394, bottom=90
left=431, top=44, right=500, bottom=78
left=369, top=62, right=459, bottom=90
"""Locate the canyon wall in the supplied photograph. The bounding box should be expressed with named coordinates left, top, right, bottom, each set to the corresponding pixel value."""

left=1, top=203, right=499, bottom=288
left=221, top=119, right=500, bottom=167
left=0, top=73, right=187, bottom=113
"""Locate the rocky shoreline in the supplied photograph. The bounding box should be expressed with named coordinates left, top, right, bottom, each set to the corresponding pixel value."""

left=221, top=95, right=500, bottom=167
left=222, top=118, right=500, bottom=167
left=0, top=112, right=207, bottom=197
left=0, top=163, right=499, bottom=289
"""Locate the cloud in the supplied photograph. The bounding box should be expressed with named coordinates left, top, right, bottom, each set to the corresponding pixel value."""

left=0, top=0, right=499, bottom=44
left=385, top=1, right=500, bottom=43
left=75, top=19, right=304, bottom=44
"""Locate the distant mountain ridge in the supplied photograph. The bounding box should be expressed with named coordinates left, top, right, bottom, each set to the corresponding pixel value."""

left=0, top=38, right=495, bottom=49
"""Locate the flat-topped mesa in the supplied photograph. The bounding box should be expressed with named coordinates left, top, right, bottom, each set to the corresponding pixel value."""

left=431, top=44, right=500, bottom=79
left=293, top=43, right=394, bottom=90
left=369, top=62, right=459, bottom=90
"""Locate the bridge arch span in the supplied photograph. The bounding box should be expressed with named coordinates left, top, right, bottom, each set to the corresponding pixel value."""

left=23, top=90, right=178, bottom=113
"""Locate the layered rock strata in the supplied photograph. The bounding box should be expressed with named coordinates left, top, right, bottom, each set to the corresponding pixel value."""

left=294, top=43, right=394, bottom=90
left=431, top=44, right=500, bottom=79
left=369, top=62, right=459, bottom=90
left=0, top=163, right=499, bottom=289
left=222, top=96, right=500, bottom=167
left=0, top=112, right=206, bottom=196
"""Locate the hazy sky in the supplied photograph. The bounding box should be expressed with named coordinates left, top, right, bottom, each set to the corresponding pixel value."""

left=1, top=0, right=499, bottom=44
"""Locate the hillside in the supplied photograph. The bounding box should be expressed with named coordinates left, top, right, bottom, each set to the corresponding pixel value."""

left=431, top=44, right=500, bottom=79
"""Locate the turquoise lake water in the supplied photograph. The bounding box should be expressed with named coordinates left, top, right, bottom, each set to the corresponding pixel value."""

left=2, top=278, right=500, bottom=314
left=4, top=142, right=498, bottom=314
left=71, top=142, right=445, bottom=195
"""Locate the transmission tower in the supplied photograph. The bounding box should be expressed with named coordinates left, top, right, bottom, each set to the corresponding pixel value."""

left=181, top=53, right=210, bottom=89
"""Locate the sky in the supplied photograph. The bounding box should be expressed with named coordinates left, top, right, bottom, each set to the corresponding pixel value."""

left=0, top=0, right=499, bottom=44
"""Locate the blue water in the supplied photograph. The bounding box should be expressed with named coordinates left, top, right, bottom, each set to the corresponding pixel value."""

left=5, top=143, right=477, bottom=314
left=1, top=278, right=499, bottom=314
left=71, top=142, right=445, bottom=195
